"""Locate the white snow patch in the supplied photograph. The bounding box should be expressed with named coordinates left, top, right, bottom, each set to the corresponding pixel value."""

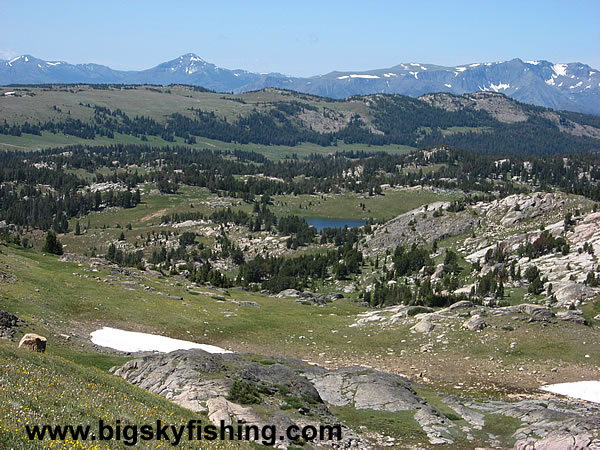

left=409, top=71, right=418, bottom=79
left=337, top=74, right=380, bottom=79
left=552, top=63, right=568, bottom=77
left=383, top=72, right=397, bottom=77
left=233, top=73, right=239, bottom=77
left=589, top=71, right=596, bottom=76
left=469, top=63, right=480, bottom=67
left=444, top=83, right=452, bottom=88
left=489, top=82, right=510, bottom=91
left=455, top=67, right=467, bottom=72
left=586, top=85, right=591, bottom=89
left=409, top=63, right=420, bottom=66
left=90, top=326, right=231, bottom=354
left=46, top=61, right=62, bottom=66
left=545, top=77, right=556, bottom=86
left=540, top=381, right=600, bottom=404
left=525, top=60, right=540, bottom=65
left=570, top=81, right=583, bottom=89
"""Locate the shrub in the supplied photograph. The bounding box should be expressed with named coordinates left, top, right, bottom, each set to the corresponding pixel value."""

left=227, top=380, right=261, bottom=405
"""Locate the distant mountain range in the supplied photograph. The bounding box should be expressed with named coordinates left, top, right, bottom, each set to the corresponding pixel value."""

left=2, top=53, right=599, bottom=115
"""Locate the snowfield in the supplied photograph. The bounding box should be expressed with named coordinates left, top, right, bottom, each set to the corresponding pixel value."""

left=553, top=63, right=568, bottom=77
left=90, top=326, right=231, bottom=354
left=337, top=74, right=380, bottom=80
left=489, top=82, right=510, bottom=91
left=541, top=381, right=600, bottom=404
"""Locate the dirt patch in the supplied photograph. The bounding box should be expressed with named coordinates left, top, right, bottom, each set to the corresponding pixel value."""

left=141, top=208, right=167, bottom=223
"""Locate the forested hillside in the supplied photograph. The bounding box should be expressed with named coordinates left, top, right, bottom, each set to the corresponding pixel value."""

left=1, top=85, right=599, bottom=156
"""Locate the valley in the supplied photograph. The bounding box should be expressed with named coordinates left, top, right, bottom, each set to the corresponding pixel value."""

left=1, top=86, right=600, bottom=448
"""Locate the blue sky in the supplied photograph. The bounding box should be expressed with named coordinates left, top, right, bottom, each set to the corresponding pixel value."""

left=2, top=0, right=598, bottom=76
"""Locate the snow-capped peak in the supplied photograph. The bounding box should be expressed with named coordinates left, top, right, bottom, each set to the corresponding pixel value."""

left=7, top=55, right=30, bottom=65
left=180, top=53, right=206, bottom=63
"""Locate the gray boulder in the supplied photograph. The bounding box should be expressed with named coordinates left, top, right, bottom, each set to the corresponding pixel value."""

left=276, top=288, right=301, bottom=298
left=554, top=283, right=598, bottom=307
left=411, top=319, right=436, bottom=334
left=463, top=315, right=487, bottom=331
left=304, top=366, right=422, bottom=412
left=556, top=310, right=587, bottom=325
left=439, top=300, right=474, bottom=314
left=521, top=304, right=555, bottom=321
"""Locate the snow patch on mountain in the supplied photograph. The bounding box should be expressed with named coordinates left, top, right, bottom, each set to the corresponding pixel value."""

left=337, top=74, right=380, bottom=80
left=489, top=82, right=510, bottom=91
left=7, top=56, right=24, bottom=65
left=553, top=63, right=568, bottom=77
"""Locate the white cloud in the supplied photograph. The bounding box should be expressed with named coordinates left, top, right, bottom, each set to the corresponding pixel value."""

left=0, top=49, right=18, bottom=60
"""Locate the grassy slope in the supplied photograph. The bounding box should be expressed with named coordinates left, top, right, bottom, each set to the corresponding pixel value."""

left=0, top=129, right=415, bottom=160
left=0, top=86, right=371, bottom=126
left=1, top=243, right=598, bottom=393
left=271, top=188, right=454, bottom=221
left=0, top=84, right=412, bottom=158
left=0, top=339, right=243, bottom=449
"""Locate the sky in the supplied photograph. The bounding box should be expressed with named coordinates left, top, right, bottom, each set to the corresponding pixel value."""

left=1, top=0, right=599, bottom=76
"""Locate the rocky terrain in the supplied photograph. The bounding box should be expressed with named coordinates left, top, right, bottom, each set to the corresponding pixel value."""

left=0, top=310, right=20, bottom=339
left=112, top=348, right=600, bottom=448
left=361, top=199, right=476, bottom=257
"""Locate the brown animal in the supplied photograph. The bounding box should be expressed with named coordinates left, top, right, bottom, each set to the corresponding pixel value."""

left=18, top=333, right=47, bottom=353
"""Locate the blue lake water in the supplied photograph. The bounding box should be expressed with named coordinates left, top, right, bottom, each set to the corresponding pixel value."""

left=304, top=217, right=366, bottom=232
